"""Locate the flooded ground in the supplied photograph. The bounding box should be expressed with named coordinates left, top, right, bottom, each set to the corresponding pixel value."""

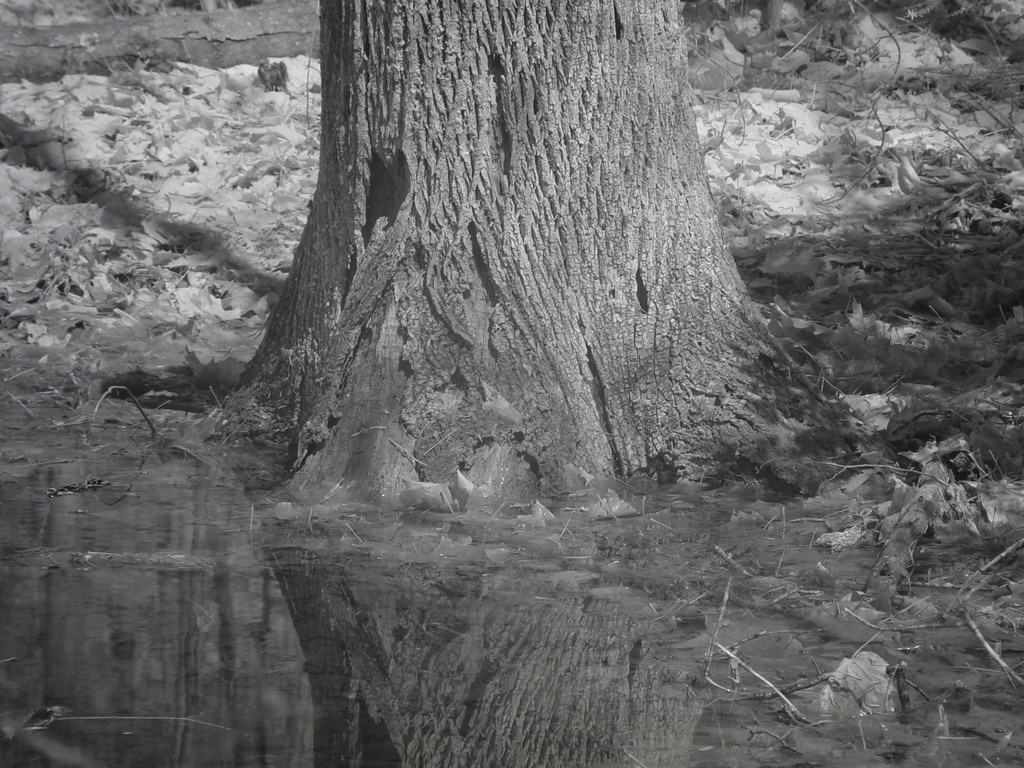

left=2, top=395, right=1023, bottom=767
left=0, top=442, right=312, bottom=767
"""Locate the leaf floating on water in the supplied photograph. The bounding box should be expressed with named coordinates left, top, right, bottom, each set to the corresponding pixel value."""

left=558, top=462, right=595, bottom=492
left=483, top=547, right=510, bottom=563
left=583, top=490, right=639, bottom=519
left=448, top=470, right=475, bottom=511
left=897, top=154, right=922, bottom=195
left=185, top=348, right=246, bottom=389
left=517, top=500, right=554, bottom=527
left=978, top=479, right=1024, bottom=529
left=272, top=501, right=299, bottom=521
left=399, top=479, right=455, bottom=512
left=818, top=651, right=896, bottom=715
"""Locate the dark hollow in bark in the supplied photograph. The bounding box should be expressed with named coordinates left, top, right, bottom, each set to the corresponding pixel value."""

left=231, top=0, right=852, bottom=498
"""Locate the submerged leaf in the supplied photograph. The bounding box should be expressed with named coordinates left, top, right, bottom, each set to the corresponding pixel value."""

left=819, top=651, right=895, bottom=715
left=399, top=479, right=455, bottom=512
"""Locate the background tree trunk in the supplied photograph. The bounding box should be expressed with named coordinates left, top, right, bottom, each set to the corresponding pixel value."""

left=233, top=0, right=849, bottom=498
left=0, top=0, right=317, bottom=83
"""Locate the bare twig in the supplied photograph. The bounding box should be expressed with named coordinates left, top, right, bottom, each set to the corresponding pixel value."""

left=739, top=671, right=832, bottom=701
left=715, top=643, right=810, bottom=723
left=729, top=628, right=809, bottom=650
left=6, top=391, right=33, bottom=416
left=714, top=546, right=754, bottom=577
left=946, top=536, right=1024, bottom=614
left=703, top=577, right=732, bottom=678
left=821, top=93, right=886, bottom=205
left=388, top=437, right=426, bottom=467
left=841, top=604, right=964, bottom=632
left=558, top=509, right=576, bottom=540
left=344, top=523, right=364, bottom=543
left=964, top=612, right=1024, bottom=687
left=60, top=714, right=238, bottom=733
left=777, top=24, right=821, bottom=63
left=95, top=386, right=157, bottom=436
left=956, top=534, right=1024, bottom=606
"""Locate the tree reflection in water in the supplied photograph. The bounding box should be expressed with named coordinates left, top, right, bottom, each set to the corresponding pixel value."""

left=272, top=549, right=702, bottom=768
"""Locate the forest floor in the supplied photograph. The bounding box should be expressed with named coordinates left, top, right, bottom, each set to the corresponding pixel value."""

left=3, top=1, right=1024, bottom=766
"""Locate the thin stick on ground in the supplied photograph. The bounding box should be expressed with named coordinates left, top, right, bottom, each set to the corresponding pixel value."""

left=715, top=643, right=810, bottom=723
left=53, top=714, right=238, bottom=733
left=95, top=386, right=157, bottom=437
left=955, top=533, right=1024, bottom=607
left=963, top=611, right=1024, bottom=687
left=740, top=671, right=831, bottom=701
left=6, top=391, right=33, bottom=416
left=714, top=546, right=754, bottom=577
left=703, top=577, right=731, bottom=678
left=840, top=604, right=963, bottom=632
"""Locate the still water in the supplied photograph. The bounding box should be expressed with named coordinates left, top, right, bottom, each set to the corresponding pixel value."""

left=0, top=457, right=312, bottom=767
left=7, top=441, right=994, bottom=768
left=0, top=452, right=708, bottom=768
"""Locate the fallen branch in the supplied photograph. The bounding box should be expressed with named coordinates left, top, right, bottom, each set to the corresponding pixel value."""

left=963, top=611, right=1024, bottom=687
left=0, top=1, right=318, bottom=83
left=715, top=643, right=811, bottom=723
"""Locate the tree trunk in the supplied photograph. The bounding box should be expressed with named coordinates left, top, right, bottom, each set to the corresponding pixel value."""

left=231, top=0, right=849, bottom=498
left=0, top=0, right=317, bottom=84
left=763, top=0, right=786, bottom=31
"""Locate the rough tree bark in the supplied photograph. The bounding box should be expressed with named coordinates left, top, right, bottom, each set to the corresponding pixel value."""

left=0, top=0, right=317, bottom=83
left=231, top=0, right=849, bottom=498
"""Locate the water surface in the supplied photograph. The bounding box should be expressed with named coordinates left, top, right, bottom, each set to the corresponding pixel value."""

left=1, top=454, right=311, bottom=767
left=3, top=422, right=1010, bottom=767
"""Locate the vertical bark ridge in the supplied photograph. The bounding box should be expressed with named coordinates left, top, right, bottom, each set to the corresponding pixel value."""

left=585, top=342, right=624, bottom=477
left=328, top=0, right=747, bottom=492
